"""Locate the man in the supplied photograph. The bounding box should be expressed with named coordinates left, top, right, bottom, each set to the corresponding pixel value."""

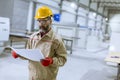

left=12, top=6, right=67, bottom=80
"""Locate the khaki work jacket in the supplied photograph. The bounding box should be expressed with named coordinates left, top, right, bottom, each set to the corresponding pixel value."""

left=26, top=29, right=67, bottom=80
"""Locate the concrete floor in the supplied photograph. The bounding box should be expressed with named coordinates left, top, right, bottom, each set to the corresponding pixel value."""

left=0, top=48, right=118, bottom=80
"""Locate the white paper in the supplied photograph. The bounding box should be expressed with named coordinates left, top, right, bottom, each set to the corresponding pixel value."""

left=10, top=47, right=44, bottom=62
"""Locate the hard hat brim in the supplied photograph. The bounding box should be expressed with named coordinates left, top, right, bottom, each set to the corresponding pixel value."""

left=34, top=15, right=53, bottom=19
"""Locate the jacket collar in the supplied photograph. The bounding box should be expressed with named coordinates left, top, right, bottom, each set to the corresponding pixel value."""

left=45, top=28, right=54, bottom=38
left=35, top=28, right=54, bottom=40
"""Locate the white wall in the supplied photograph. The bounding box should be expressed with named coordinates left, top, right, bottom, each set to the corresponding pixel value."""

left=98, top=7, right=104, bottom=14
left=61, top=1, right=76, bottom=23
left=0, top=0, right=14, bottom=24
left=0, top=0, right=29, bottom=32
left=12, top=0, right=29, bottom=31
left=90, top=3, right=97, bottom=11
left=27, top=1, right=34, bottom=32
left=60, top=12, right=76, bottom=23
left=36, top=0, right=59, bottom=8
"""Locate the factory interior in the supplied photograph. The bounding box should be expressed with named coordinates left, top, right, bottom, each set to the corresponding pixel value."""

left=0, top=0, right=120, bottom=80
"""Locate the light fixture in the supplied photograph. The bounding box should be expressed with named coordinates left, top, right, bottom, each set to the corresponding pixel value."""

left=105, top=18, right=108, bottom=21
left=70, top=2, right=77, bottom=9
left=109, top=46, right=115, bottom=51
left=93, top=13, right=96, bottom=17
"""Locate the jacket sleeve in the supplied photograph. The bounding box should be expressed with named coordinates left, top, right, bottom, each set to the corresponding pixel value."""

left=25, top=38, right=31, bottom=49
left=52, top=39, right=67, bottom=67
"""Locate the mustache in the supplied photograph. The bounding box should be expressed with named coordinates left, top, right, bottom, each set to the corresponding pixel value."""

left=39, top=25, right=45, bottom=29
left=39, top=25, right=49, bottom=31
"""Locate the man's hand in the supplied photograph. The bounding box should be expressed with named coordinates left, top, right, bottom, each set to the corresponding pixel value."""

left=11, top=51, right=19, bottom=58
left=41, top=57, right=53, bottom=66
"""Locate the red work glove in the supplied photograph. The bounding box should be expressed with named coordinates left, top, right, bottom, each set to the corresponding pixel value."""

left=41, top=57, right=53, bottom=66
left=11, top=51, right=19, bottom=58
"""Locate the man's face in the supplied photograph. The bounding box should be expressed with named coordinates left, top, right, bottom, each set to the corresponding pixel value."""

left=37, top=17, right=52, bottom=32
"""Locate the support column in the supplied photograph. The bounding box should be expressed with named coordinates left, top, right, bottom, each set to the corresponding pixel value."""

left=26, top=1, right=34, bottom=32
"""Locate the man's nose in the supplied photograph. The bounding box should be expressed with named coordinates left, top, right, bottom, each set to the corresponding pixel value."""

left=39, top=22, right=45, bottom=26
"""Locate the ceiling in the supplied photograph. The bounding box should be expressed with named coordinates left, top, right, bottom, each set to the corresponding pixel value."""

left=91, top=0, right=120, bottom=12
left=64, top=0, right=120, bottom=17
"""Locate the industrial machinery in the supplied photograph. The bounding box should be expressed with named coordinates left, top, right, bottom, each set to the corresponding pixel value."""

left=0, top=17, right=10, bottom=55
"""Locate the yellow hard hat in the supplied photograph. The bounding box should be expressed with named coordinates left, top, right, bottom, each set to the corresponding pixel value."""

left=34, top=6, right=53, bottom=19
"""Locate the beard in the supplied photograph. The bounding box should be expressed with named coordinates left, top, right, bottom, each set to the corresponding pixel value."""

left=39, top=25, right=50, bottom=33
